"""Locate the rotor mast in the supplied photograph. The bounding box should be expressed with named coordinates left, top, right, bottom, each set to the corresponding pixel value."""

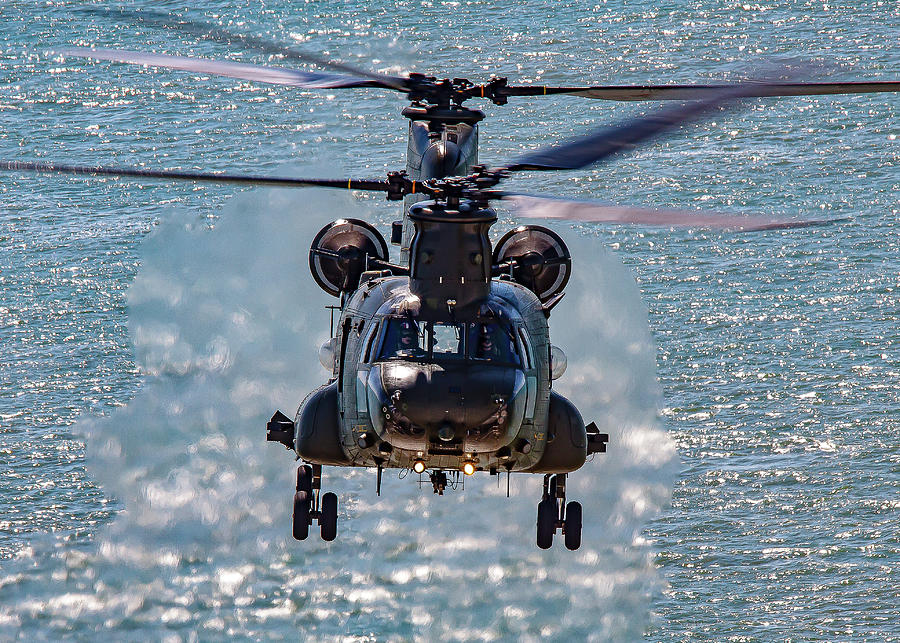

left=398, top=98, right=485, bottom=264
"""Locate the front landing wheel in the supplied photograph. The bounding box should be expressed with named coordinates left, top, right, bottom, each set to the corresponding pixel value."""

left=296, top=465, right=313, bottom=493
left=292, top=490, right=311, bottom=540
left=320, top=492, right=338, bottom=542
left=564, top=501, right=582, bottom=551
left=536, top=498, right=556, bottom=549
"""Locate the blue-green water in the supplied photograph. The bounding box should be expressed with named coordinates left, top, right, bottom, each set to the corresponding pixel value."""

left=1, top=1, right=898, bottom=640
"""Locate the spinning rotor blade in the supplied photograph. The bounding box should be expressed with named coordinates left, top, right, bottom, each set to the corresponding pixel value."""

left=503, top=81, right=900, bottom=101
left=58, top=47, right=394, bottom=90
left=503, top=194, right=835, bottom=232
left=75, top=7, right=409, bottom=91
left=0, top=160, right=391, bottom=192
left=501, top=81, right=788, bottom=172
left=64, top=7, right=900, bottom=106
left=492, top=76, right=840, bottom=231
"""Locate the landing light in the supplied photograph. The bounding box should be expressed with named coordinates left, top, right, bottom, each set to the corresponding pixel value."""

left=462, top=462, right=476, bottom=476
left=413, top=460, right=427, bottom=474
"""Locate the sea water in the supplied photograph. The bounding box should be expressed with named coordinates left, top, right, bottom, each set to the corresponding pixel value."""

left=0, top=1, right=897, bottom=640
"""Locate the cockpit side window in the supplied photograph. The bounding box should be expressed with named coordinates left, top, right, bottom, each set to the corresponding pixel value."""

left=337, top=317, right=353, bottom=393
left=518, top=327, right=533, bottom=370
left=363, top=322, right=380, bottom=363
left=377, top=318, right=425, bottom=360
left=469, top=322, right=521, bottom=366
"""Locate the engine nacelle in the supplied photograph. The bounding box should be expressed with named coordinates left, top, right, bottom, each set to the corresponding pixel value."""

left=492, top=225, right=571, bottom=303
left=309, top=219, right=389, bottom=297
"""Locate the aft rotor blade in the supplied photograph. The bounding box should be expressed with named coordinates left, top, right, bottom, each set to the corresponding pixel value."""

left=58, top=47, right=398, bottom=91
left=503, top=81, right=900, bottom=101
left=75, top=7, right=410, bottom=92
left=503, top=194, right=836, bottom=232
left=501, top=81, right=785, bottom=173
left=0, top=160, right=391, bottom=192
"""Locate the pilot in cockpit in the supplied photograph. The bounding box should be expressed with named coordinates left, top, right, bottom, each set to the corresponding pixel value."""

left=473, top=323, right=516, bottom=363
left=384, top=319, right=425, bottom=359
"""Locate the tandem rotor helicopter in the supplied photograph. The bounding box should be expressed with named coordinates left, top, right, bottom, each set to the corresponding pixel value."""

left=4, top=9, right=899, bottom=550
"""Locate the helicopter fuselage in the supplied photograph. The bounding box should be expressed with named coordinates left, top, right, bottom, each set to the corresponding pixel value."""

left=265, top=104, right=606, bottom=546
left=294, top=190, right=593, bottom=477
left=296, top=274, right=590, bottom=475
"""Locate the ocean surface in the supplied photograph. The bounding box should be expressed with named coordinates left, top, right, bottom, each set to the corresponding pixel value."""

left=1, top=1, right=897, bottom=640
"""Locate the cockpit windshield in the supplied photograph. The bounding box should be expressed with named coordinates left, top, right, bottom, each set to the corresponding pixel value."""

left=431, top=322, right=465, bottom=359
left=376, top=318, right=522, bottom=366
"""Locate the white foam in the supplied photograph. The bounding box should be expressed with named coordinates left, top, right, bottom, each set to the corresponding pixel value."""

left=2, top=187, right=676, bottom=639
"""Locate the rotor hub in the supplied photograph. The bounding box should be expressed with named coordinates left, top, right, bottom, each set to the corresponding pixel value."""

left=404, top=74, right=510, bottom=107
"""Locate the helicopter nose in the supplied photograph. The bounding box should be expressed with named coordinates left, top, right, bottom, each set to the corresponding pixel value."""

left=370, top=363, right=526, bottom=452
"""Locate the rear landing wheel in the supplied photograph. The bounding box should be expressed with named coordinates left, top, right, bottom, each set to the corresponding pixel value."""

left=536, top=497, right=556, bottom=549
left=292, top=490, right=311, bottom=540
left=320, top=492, right=338, bottom=542
left=564, top=501, right=582, bottom=551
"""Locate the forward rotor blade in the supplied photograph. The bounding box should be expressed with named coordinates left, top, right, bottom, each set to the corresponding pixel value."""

left=58, top=47, right=397, bottom=91
left=503, top=81, right=900, bottom=101
left=503, top=194, right=835, bottom=231
left=501, top=81, right=784, bottom=173
left=0, top=160, right=391, bottom=192
left=75, top=7, right=410, bottom=92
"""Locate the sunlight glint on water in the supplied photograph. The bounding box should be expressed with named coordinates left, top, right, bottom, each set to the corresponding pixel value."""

left=1, top=0, right=898, bottom=640
left=2, top=188, right=672, bottom=640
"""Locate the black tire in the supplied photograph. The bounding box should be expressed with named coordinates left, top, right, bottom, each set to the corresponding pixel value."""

left=536, top=498, right=556, bottom=549
left=296, top=465, right=313, bottom=493
left=564, top=501, right=583, bottom=551
left=292, top=490, right=311, bottom=540
left=320, top=492, right=338, bottom=542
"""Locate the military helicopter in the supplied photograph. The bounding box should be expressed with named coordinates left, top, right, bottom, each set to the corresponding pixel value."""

left=3, top=9, right=899, bottom=550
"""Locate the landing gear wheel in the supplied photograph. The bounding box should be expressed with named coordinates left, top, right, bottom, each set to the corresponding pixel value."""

left=296, top=465, right=313, bottom=493
left=320, top=492, right=338, bottom=542
left=292, top=490, right=311, bottom=540
left=536, top=498, right=556, bottom=549
left=564, top=501, right=583, bottom=551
